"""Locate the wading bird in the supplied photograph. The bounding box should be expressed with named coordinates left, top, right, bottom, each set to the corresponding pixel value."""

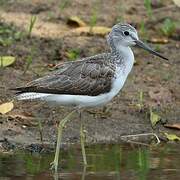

left=12, top=23, right=168, bottom=172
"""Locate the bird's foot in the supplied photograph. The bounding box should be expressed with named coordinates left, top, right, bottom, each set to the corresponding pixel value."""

left=50, top=161, right=58, bottom=172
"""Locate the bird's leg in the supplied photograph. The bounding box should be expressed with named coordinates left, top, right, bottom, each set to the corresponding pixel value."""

left=79, top=110, right=87, bottom=166
left=81, top=165, right=87, bottom=180
left=50, top=110, right=76, bottom=172
left=121, top=133, right=160, bottom=145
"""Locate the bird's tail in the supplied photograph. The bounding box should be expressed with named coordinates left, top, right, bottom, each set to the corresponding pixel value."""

left=15, top=92, right=50, bottom=100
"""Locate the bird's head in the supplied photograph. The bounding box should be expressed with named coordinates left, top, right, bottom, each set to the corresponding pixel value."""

left=107, top=23, right=168, bottom=60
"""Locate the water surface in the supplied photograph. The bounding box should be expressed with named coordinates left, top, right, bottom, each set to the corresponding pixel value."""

left=0, top=143, right=180, bottom=180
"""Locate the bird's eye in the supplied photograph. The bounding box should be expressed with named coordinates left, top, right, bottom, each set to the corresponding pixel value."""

left=124, top=31, right=129, bottom=36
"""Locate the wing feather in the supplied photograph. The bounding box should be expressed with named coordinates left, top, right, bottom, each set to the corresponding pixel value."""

left=13, top=53, right=116, bottom=96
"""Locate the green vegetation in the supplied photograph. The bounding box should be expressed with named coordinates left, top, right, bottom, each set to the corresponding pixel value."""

left=27, top=16, right=37, bottom=38
left=23, top=54, right=33, bottom=74
left=136, top=91, right=145, bottom=111
left=154, top=44, right=161, bottom=51
left=0, top=23, right=23, bottom=46
left=161, top=18, right=176, bottom=37
left=47, top=11, right=54, bottom=21
left=89, top=1, right=100, bottom=32
left=115, top=1, right=125, bottom=23
left=23, top=47, right=36, bottom=74
left=66, top=48, right=80, bottom=61
left=149, top=108, right=161, bottom=128
left=162, top=72, right=173, bottom=81
left=59, top=0, right=71, bottom=11
left=89, top=8, right=98, bottom=32
left=144, top=0, right=152, bottom=18
left=90, top=9, right=97, bottom=27
left=139, top=20, right=148, bottom=39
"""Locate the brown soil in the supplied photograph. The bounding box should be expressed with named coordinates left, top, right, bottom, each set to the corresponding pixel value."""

left=0, top=0, right=179, bottom=152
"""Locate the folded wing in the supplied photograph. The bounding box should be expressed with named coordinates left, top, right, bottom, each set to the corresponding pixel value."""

left=13, top=54, right=116, bottom=96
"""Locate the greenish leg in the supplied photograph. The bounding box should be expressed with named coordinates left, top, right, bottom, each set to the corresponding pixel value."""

left=81, top=165, right=87, bottom=180
left=79, top=111, right=87, bottom=165
left=50, top=110, right=76, bottom=172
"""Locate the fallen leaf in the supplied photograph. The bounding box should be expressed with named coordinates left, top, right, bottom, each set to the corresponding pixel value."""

left=0, top=101, right=14, bottom=114
left=149, top=37, right=169, bottom=44
left=164, top=133, right=180, bottom=141
left=0, top=56, right=16, bottom=67
left=172, top=0, right=180, bottom=7
left=70, top=26, right=111, bottom=36
left=164, top=123, right=180, bottom=130
left=67, top=16, right=87, bottom=27
left=150, top=109, right=161, bottom=128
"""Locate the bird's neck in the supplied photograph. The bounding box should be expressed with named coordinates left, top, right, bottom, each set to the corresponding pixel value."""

left=107, top=34, right=134, bottom=61
left=107, top=36, right=134, bottom=73
left=112, top=45, right=134, bottom=64
left=111, top=45, right=134, bottom=77
left=117, top=45, right=133, bottom=57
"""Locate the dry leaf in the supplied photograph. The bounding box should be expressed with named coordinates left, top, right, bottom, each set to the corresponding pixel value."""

left=0, top=56, right=16, bottom=67
left=67, top=16, right=87, bottom=27
left=172, top=0, right=180, bottom=7
left=164, top=133, right=180, bottom=141
left=149, top=37, right=169, bottom=44
left=150, top=109, right=161, bottom=128
left=70, top=26, right=111, bottom=36
left=0, top=101, right=14, bottom=114
left=164, top=123, right=180, bottom=130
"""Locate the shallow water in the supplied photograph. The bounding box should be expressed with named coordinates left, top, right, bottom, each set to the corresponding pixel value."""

left=0, top=143, right=180, bottom=180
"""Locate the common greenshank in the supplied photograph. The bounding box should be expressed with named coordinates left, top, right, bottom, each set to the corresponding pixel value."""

left=12, top=23, right=168, bottom=172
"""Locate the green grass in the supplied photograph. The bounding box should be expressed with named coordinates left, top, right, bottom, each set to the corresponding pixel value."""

left=23, top=47, right=36, bottom=74
left=89, top=1, right=100, bottom=32
left=162, top=72, right=173, bottom=81
left=154, top=44, right=161, bottom=51
left=0, top=23, right=23, bottom=46
left=47, top=11, right=54, bottom=21
left=115, top=1, right=125, bottom=23
left=59, top=0, right=71, bottom=11
left=66, top=48, right=80, bottom=61
left=139, top=20, right=148, bottom=39
left=89, top=8, right=98, bottom=33
left=27, top=16, right=37, bottom=38
left=136, top=91, right=145, bottom=111
left=144, top=0, right=152, bottom=18
left=161, top=18, right=176, bottom=37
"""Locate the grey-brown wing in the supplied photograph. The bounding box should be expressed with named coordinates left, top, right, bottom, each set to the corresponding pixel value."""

left=14, top=54, right=116, bottom=96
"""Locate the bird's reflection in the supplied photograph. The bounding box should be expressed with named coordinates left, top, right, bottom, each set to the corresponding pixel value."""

left=52, top=165, right=87, bottom=180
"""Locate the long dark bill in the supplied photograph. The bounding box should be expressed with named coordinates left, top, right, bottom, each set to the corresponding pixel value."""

left=135, top=40, right=168, bottom=60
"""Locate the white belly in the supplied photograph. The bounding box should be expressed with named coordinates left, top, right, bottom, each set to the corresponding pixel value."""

left=44, top=74, right=127, bottom=107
